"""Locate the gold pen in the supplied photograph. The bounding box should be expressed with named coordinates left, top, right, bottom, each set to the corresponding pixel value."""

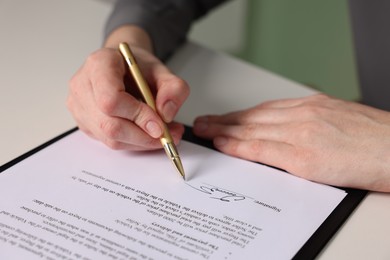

left=119, top=42, right=185, bottom=179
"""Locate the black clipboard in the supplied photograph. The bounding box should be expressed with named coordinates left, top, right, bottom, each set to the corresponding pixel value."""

left=0, top=126, right=367, bottom=260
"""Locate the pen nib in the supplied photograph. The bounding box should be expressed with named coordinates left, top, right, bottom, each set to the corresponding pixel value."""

left=173, top=157, right=185, bottom=180
left=162, top=142, right=185, bottom=180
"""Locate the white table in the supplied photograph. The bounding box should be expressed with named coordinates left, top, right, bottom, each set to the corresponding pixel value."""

left=1, top=1, right=390, bottom=259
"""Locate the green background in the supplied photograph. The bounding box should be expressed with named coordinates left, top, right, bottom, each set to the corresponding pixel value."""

left=236, top=0, right=360, bottom=101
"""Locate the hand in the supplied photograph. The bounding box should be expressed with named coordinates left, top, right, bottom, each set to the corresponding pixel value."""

left=193, top=94, right=390, bottom=192
left=67, top=27, right=189, bottom=150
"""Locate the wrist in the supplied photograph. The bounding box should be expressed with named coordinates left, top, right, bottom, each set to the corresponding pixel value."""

left=104, top=25, right=153, bottom=53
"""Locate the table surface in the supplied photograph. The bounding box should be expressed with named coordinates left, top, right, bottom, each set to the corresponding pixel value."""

left=1, top=1, right=390, bottom=259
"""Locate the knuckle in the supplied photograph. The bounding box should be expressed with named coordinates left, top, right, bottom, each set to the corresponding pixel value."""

left=130, top=103, right=147, bottom=124
left=313, top=93, right=330, bottom=100
left=87, top=49, right=122, bottom=71
left=257, top=100, right=274, bottom=108
left=87, top=49, right=107, bottom=65
left=240, top=110, right=257, bottom=124
left=296, top=121, right=320, bottom=140
left=96, top=94, right=119, bottom=115
left=131, top=105, right=145, bottom=123
left=249, top=140, right=263, bottom=154
left=242, top=124, right=258, bottom=139
left=160, top=76, right=190, bottom=100
left=85, top=52, right=102, bottom=71
left=174, top=77, right=190, bottom=97
left=225, top=139, right=239, bottom=155
left=99, top=119, right=122, bottom=140
left=299, top=103, right=325, bottom=118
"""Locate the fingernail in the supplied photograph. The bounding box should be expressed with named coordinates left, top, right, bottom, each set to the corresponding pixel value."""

left=214, top=137, right=228, bottom=147
left=146, top=121, right=162, bottom=138
left=162, top=100, right=177, bottom=122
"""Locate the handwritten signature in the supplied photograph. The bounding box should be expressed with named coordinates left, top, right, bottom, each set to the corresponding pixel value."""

left=185, top=183, right=250, bottom=202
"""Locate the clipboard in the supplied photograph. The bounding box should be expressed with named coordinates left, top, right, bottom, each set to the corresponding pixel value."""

left=0, top=126, right=367, bottom=260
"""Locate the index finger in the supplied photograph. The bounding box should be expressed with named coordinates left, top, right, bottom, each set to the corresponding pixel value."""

left=89, top=49, right=165, bottom=138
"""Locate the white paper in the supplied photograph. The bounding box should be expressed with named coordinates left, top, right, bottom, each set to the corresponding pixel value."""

left=0, top=131, right=346, bottom=260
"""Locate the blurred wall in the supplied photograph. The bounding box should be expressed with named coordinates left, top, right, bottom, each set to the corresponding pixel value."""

left=189, top=0, right=360, bottom=101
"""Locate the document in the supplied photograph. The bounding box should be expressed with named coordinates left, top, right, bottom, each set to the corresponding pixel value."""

left=0, top=130, right=346, bottom=259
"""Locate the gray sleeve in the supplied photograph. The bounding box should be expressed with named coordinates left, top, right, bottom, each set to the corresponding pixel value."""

left=104, top=0, right=228, bottom=61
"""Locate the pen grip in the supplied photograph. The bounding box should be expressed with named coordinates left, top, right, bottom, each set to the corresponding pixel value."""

left=127, top=62, right=173, bottom=144
left=119, top=43, right=173, bottom=144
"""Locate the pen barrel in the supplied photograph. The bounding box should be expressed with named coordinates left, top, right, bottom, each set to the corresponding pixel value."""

left=129, top=68, right=157, bottom=111
left=120, top=43, right=173, bottom=143
left=129, top=64, right=175, bottom=145
left=119, top=42, right=185, bottom=178
left=119, top=42, right=156, bottom=110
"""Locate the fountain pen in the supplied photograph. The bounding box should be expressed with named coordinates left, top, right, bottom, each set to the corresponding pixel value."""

left=118, top=42, right=185, bottom=179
